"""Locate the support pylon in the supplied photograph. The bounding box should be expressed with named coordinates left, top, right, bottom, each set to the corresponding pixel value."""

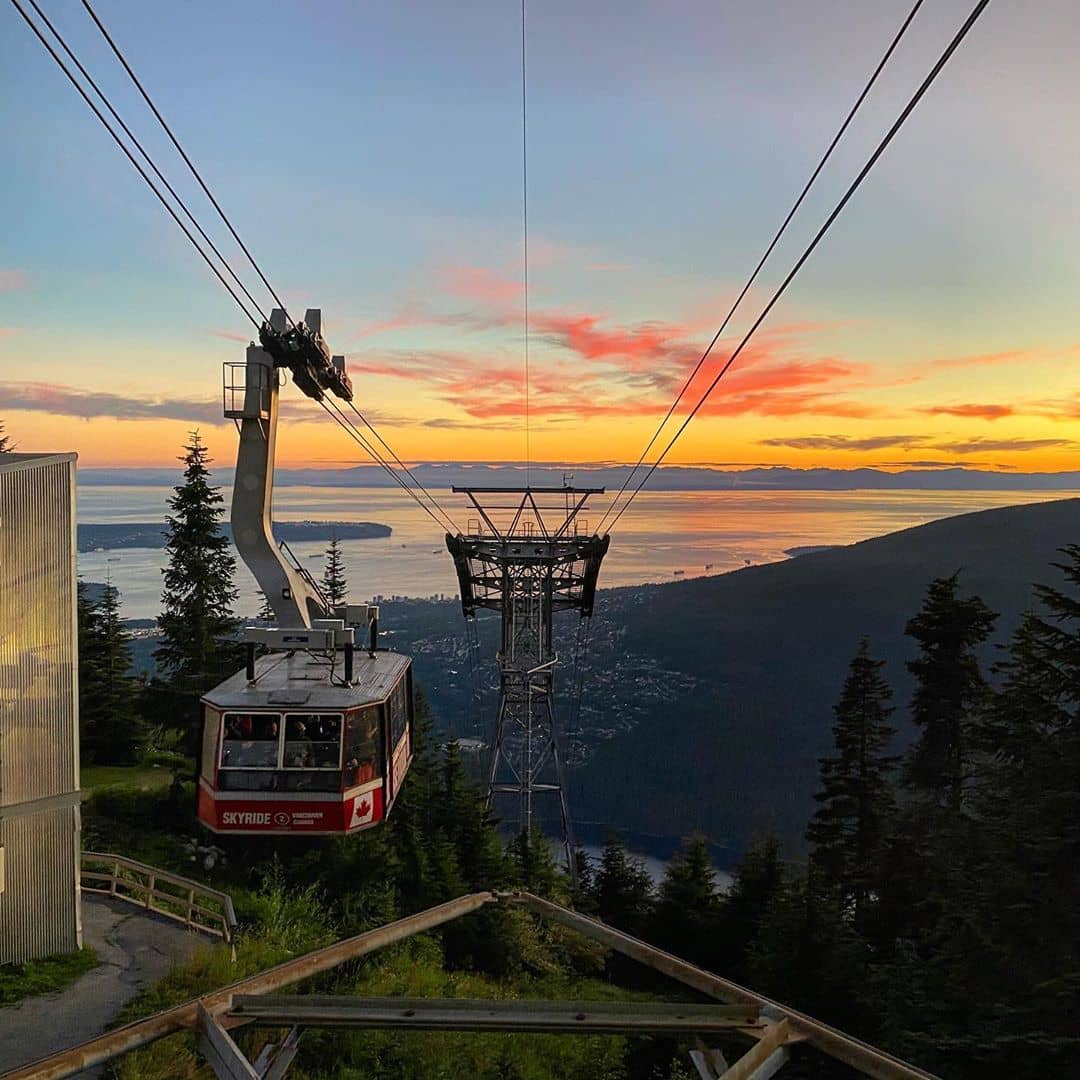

left=446, top=485, right=609, bottom=876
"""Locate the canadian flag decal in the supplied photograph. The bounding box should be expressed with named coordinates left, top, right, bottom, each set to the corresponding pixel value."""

left=349, top=793, right=374, bottom=828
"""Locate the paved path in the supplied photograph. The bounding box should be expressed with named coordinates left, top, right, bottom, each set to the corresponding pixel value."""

left=0, top=895, right=212, bottom=1076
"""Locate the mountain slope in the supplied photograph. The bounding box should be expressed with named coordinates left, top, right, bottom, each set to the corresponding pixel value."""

left=570, top=498, right=1080, bottom=859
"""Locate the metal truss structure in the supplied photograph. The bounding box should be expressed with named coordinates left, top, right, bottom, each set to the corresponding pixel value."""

left=445, top=486, right=610, bottom=867
left=6, top=888, right=940, bottom=1080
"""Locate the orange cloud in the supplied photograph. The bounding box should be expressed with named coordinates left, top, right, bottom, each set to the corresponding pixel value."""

left=927, top=343, right=1080, bottom=369
left=923, top=403, right=1015, bottom=420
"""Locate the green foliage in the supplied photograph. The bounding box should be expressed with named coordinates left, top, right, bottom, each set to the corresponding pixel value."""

left=714, top=835, right=783, bottom=983
left=0, top=948, right=97, bottom=1006
left=78, top=581, right=145, bottom=764
left=647, top=835, right=721, bottom=970
left=154, top=432, right=239, bottom=718
left=904, top=573, right=996, bottom=809
left=321, top=532, right=348, bottom=607
left=593, top=833, right=654, bottom=938
left=806, top=638, right=898, bottom=923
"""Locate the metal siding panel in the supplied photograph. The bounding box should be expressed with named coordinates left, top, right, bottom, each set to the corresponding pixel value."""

left=0, top=457, right=78, bottom=806
left=0, top=804, right=81, bottom=964
left=0, top=455, right=81, bottom=961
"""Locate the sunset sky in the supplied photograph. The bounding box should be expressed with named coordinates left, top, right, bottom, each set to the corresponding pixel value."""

left=1, top=0, right=1078, bottom=472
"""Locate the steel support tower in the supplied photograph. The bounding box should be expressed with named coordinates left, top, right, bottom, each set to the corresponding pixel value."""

left=446, top=486, right=609, bottom=869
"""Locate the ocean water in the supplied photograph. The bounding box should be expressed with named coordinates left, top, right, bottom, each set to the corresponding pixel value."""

left=78, top=485, right=1075, bottom=621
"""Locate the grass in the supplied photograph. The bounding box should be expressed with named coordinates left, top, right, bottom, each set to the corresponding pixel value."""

left=0, top=948, right=99, bottom=1007
left=80, top=763, right=184, bottom=797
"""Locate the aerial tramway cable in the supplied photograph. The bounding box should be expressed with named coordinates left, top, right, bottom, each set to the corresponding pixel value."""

left=7, top=0, right=262, bottom=330
left=78, top=0, right=296, bottom=329
left=13, top=0, right=464, bottom=533
left=520, top=0, right=531, bottom=485
left=21, top=0, right=271, bottom=327
left=319, top=397, right=460, bottom=534
left=603, top=0, right=993, bottom=533
left=597, top=0, right=928, bottom=531
left=344, top=399, right=462, bottom=534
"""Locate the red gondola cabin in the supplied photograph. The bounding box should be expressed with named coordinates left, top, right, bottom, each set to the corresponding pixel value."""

left=198, top=650, right=414, bottom=835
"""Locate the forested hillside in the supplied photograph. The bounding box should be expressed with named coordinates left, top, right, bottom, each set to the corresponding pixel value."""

left=571, top=498, right=1080, bottom=855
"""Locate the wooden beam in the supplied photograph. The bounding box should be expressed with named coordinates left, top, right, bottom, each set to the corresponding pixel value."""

left=508, top=891, right=940, bottom=1080
left=718, top=1021, right=789, bottom=1080
left=230, top=995, right=764, bottom=1036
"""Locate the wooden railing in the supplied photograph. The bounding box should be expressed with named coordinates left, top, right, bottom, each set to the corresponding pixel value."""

left=80, top=852, right=238, bottom=943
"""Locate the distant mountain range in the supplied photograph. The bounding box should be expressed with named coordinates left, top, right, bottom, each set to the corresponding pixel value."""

left=569, top=497, right=1080, bottom=860
left=78, top=464, right=1080, bottom=492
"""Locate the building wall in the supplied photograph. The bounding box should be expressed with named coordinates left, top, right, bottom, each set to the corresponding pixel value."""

left=0, top=453, right=81, bottom=964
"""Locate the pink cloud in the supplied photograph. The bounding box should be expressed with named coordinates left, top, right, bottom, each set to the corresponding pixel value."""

left=0, top=270, right=27, bottom=292
left=438, top=265, right=521, bottom=304
left=211, top=328, right=251, bottom=343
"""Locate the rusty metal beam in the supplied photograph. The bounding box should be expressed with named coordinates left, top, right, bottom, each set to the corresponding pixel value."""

left=197, top=1004, right=259, bottom=1080
left=0, top=891, right=495, bottom=1080
left=507, top=891, right=940, bottom=1080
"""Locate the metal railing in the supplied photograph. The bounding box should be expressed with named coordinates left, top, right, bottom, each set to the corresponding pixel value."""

left=80, top=852, right=237, bottom=943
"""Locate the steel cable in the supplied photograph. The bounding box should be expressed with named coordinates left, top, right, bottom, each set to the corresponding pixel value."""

left=80, top=0, right=296, bottom=327
left=8, top=0, right=262, bottom=329
left=598, top=0, right=928, bottom=531
left=605, top=0, right=993, bottom=532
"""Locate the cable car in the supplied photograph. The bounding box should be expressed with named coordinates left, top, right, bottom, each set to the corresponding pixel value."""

left=198, top=648, right=414, bottom=835
left=196, top=307, right=415, bottom=836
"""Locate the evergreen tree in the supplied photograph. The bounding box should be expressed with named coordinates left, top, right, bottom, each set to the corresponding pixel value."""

left=0, top=419, right=10, bottom=452
left=255, top=589, right=275, bottom=622
left=807, top=639, right=898, bottom=922
left=77, top=581, right=143, bottom=763
left=715, top=834, right=783, bottom=981
left=321, top=533, right=348, bottom=607
left=648, top=834, right=721, bottom=969
left=1029, top=543, right=1080, bottom=729
left=155, top=432, right=239, bottom=693
left=507, top=827, right=565, bottom=899
left=748, top=865, right=870, bottom=1035
left=904, top=573, right=996, bottom=809
left=592, top=832, right=654, bottom=937
left=957, top=546, right=1080, bottom=1071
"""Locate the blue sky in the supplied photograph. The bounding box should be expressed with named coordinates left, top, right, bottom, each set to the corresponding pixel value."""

left=1, top=0, right=1078, bottom=468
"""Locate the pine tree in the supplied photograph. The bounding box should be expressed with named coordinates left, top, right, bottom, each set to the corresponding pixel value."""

left=1029, top=543, right=1080, bottom=729
left=748, top=865, right=869, bottom=1034
left=77, top=582, right=108, bottom=763
left=155, top=432, right=239, bottom=692
left=807, top=639, right=898, bottom=922
left=321, top=533, right=348, bottom=607
left=593, top=832, right=654, bottom=937
left=77, top=581, right=143, bottom=763
left=507, top=827, right=565, bottom=899
left=904, top=573, right=996, bottom=810
left=0, top=419, right=10, bottom=453
left=255, top=589, right=275, bottom=622
left=960, top=546, right=1080, bottom=1070
left=648, top=834, right=722, bottom=968
left=716, top=834, right=783, bottom=981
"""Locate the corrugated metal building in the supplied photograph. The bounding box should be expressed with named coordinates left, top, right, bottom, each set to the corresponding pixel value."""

left=0, top=452, right=82, bottom=964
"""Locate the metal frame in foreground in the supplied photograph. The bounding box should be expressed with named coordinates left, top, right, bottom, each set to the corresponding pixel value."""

left=1, top=890, right=940, bottom=1080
